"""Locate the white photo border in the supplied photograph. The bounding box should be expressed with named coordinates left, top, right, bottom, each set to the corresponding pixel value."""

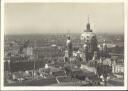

left=1, top=0, right=128, bottom=90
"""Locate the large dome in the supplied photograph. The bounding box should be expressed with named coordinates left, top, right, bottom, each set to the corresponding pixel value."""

left=81, top=32, right=96, bottom=43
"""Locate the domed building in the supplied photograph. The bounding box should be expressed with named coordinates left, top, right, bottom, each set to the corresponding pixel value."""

left=80, top=17, right=98, bottom=61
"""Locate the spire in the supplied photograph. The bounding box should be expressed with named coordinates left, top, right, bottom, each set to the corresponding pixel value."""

left=67, top=30, right=70, bottom=40
left=86, top=15, right=90, bottom=31
left=88, top=15, right=90, bottom=24
left=67, top=35, right=70, bottom=40
left=66, top=30, right=72, bottom=57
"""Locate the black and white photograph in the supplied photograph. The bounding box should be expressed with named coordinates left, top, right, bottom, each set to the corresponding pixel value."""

left=1, top=0, right=128, bottom=90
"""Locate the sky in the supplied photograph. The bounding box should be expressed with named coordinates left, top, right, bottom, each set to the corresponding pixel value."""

left=4, top=3, right=124, bottom=34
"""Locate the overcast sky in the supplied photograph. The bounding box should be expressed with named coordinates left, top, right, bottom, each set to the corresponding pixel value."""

left=4, top=3, right=124, bottom=34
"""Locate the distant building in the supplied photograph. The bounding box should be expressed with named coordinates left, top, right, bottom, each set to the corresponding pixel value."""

left=23, top=47, right=33, bottom=56
left=112, top=65, right=124, bottom=73
left=102, top=58, right=112, bottom=66
left=111, top=56, right=124, bottom=73
left=64, top=50, right=69, bottom=58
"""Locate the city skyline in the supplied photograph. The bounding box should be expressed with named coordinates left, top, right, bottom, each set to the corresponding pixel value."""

left=5, top=3, right=124, bottom=34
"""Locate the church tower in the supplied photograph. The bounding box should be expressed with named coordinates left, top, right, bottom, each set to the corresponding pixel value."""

left=64, top=34, right=73, bottom=62
left=66, top=34, right=73, bottom=57
left=81, top=16, right=98, bottom=61
left=85, top=16, right=92, bottom=32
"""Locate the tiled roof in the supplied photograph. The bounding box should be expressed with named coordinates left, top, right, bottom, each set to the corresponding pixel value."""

left=56, top=76, right=72, bottom=83
left=52, top=70, right=66, bottom=77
